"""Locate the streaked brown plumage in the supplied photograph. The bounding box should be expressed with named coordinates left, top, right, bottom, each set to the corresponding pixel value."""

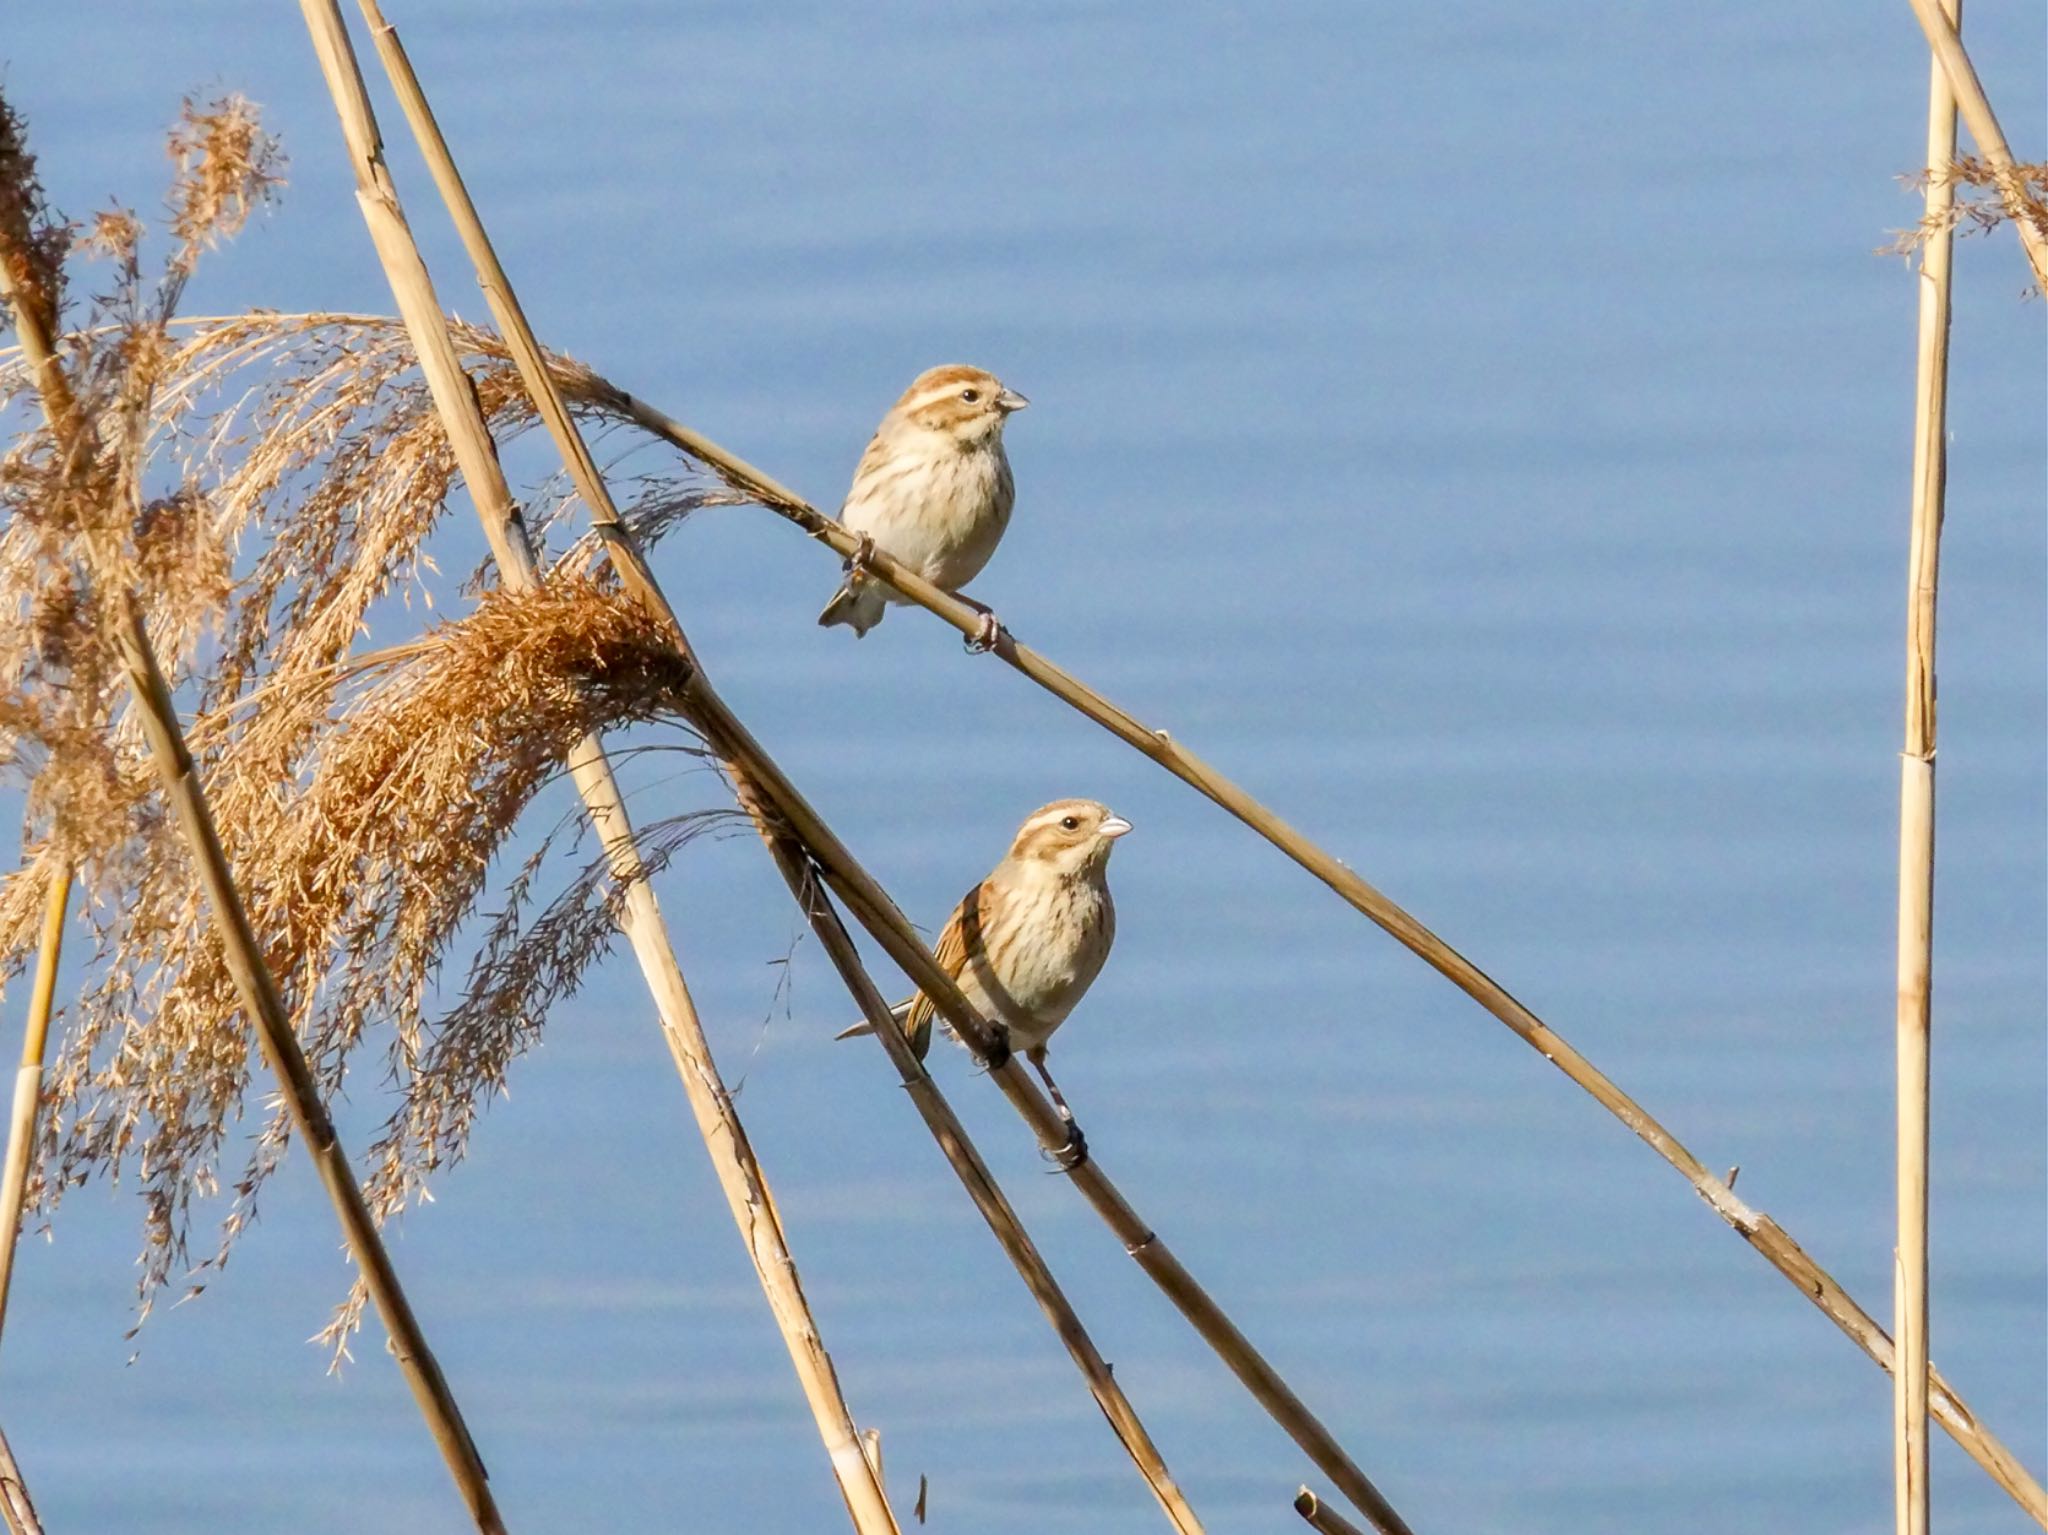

left=817, top=364, right=1028, bottom=638
left=836, top=799, right=1131, bottom=1117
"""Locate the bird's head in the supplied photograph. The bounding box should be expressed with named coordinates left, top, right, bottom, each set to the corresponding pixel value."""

left=1007, top=798, right=1132, bottom=880
left=892, top=364, right=1028, bottom=449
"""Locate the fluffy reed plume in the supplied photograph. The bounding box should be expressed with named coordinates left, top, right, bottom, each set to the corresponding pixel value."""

left=1, top=96, right=278, bottom=859
left=2, top=112, right=720, bottom=1331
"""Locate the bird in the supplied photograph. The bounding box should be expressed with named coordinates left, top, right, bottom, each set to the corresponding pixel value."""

left=817, top=363, right=1028, bottom=644
left=836, top=798, right=1131, bottom=1127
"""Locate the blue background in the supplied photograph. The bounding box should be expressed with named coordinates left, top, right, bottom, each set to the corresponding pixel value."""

left=3, top=5, right=2043, bottom=1532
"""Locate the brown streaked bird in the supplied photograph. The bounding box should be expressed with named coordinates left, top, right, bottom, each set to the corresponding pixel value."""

left=817, top=363, right=1028, bottom=643
left=836, top=798, right=1131, bottom=1123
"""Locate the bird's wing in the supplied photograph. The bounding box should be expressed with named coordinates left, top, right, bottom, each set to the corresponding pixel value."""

left=903, top=881, right=981, bottom=1061
left=835, top=431, right=894, bottom=541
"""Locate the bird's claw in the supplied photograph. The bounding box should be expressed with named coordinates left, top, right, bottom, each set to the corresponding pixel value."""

left=963, top=611, right=1003, bottom=654
left=977, top=1023, right=1013, bottom=1073
left=1043, top=1120, right=1088, bottom=1171
left=846, top=533, right=876, bottom=578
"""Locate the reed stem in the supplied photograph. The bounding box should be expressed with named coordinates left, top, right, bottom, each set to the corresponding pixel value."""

left=597, top=386, right=2046, bottom=1528
left=345, top=8, right=1205, bottom=1525
left=0, top=865, right=69, bottom=1353
left=1296, top=1486, right=1368, bottom=1535
left=1896, top=7, right=1959, bottom=1530
left=1903, top=0, right=2048, bottom=287
left=302, top=6, right=900, bottom=1528
left=318, top=14, right=1406, bottom=1524
left=750, top=811, right=1207, bottom=1534
left=0, top=1424, right=43, bottom=1535
left=2, top=179, right=504, bottom=1535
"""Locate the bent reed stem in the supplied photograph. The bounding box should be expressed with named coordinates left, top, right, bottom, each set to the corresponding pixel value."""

left=306, top=4, right=903, bottom=1529
left=595, top=387, right=2046, bottom=1528
left=348, top=7, right=1204, bottom=1526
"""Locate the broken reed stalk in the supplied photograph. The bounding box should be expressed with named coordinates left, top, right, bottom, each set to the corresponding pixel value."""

left=1895, top=7, right=1959, bottom=1531
left=1904, top=0, right=2048, bottom=287
left=0, top=1424, right=42, bottom=1535
left=600, top=388, right=2048, bottom=1527
left=1, top=208, right=504, bottom=1535
left=0, top=865, right=68, bottom=1350
left=298, top=7, right=900, bottom=1531
left=348, top=8, right=1202, bottom=1527
left=1295, top=1487, right=1368, bottom=1535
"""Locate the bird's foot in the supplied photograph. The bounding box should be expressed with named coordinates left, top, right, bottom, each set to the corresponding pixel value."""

left=845, top=533, right=876, bottom=578
left=976, top=1022, right=1013, bottom=1073
left=1042, top=1119, right=1088, bottom=1171
left=962, top=609, right=1003, bottom=654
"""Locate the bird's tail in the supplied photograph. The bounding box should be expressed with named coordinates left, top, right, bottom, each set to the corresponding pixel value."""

left=817, top=578, right=888, bottom=636
left=834, top=997, right=928, bottom=1059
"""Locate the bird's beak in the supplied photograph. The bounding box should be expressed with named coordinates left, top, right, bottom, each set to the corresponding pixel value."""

left=1098, top=814, right=1133, bottom=840
left=995, top=388, right=1029, bottom=413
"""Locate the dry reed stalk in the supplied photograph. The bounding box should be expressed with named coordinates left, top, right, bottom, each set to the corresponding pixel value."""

left=0, top=1424, right=41, bottom=1535
left=1903, top=0, right=2048, bottom=287
left=348, top=18, right=1212, bottom=1530
left=591, top=387, right=2048, bottom=1527
left=0, top=106, right=504, bottom=1535
left=345, top=6, right=1210, bottom=1525
left=1895, top=7, right=1959, bottom=1530
left=297, top=6, right=901, bottom=1530
left=753, top=818, right=1207, bottom=1534
left=0, top=865, right=67, bottom=1350
left=344, top=9, right=1212, bottom=1530
left=1295, top=1487, right=1368, bottom=1535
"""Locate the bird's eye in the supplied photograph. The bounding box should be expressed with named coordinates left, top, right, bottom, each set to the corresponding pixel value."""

left=960, top=387, right=980, bottom=403
left=1059, top=816, right=1079, bottom=831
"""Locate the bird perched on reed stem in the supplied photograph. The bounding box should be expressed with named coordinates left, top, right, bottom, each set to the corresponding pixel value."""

left=837, top=799, right=1130, bottom=1134
left=817, top=364, right=1027, bottom=645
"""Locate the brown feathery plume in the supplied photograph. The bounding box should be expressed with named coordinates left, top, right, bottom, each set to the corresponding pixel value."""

left=1, top=107, right=714, bottom=1333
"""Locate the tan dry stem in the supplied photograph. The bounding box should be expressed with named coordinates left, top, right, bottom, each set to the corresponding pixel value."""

left=299, top=4, right=900, bottom=1529
left=1296, top=1487, right=1369, bottom=1535
left=0, top=1424, right=44, bottom=1535
left=590, top=384, right=2046, bottom=1529
left=0, top=88, right=503, bottom=1535
left=1903, top=0, right=2048, bottom=286
left=0, top=865, right=68, bottom=1354
left=1895, top=6, right=1959, bottom=1530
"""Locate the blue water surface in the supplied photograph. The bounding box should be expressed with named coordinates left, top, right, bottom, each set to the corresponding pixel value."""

left=2, top=5, right=2043, bottom=1533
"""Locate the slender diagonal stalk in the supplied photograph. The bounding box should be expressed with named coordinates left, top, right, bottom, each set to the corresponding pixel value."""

left=598, top=387, right=2047, bottom=1527
left=2, top=190, right=504, bottom=1535
left=329, top=13, right=1411, bottom=1527
left=0, top=1424, right=43, bottom=1535
left=0, top=864, right=69, bottom=1351
left=348, top=9, right=1203, bottom=1527
left=299, top=7, right=899, bottom=1529
left=750, top=811, right=1206, bottom=1534
left=1896, top=8, right=1959, bottom=1531
left=1904, top=0, right=2048, bottom=286
left=1296, top=1487, right=1368, bottom=1535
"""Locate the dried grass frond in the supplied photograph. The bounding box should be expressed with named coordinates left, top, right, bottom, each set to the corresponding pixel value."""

left=320, top=802, right=740, bottom=1357
left=1890, top=157, right=2048, bottom=273
left=4, top=205, right=734, bottom=1319
left=29, top=579, right=702, bottom=1320
left=0, top=92, right=280, bottom=888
